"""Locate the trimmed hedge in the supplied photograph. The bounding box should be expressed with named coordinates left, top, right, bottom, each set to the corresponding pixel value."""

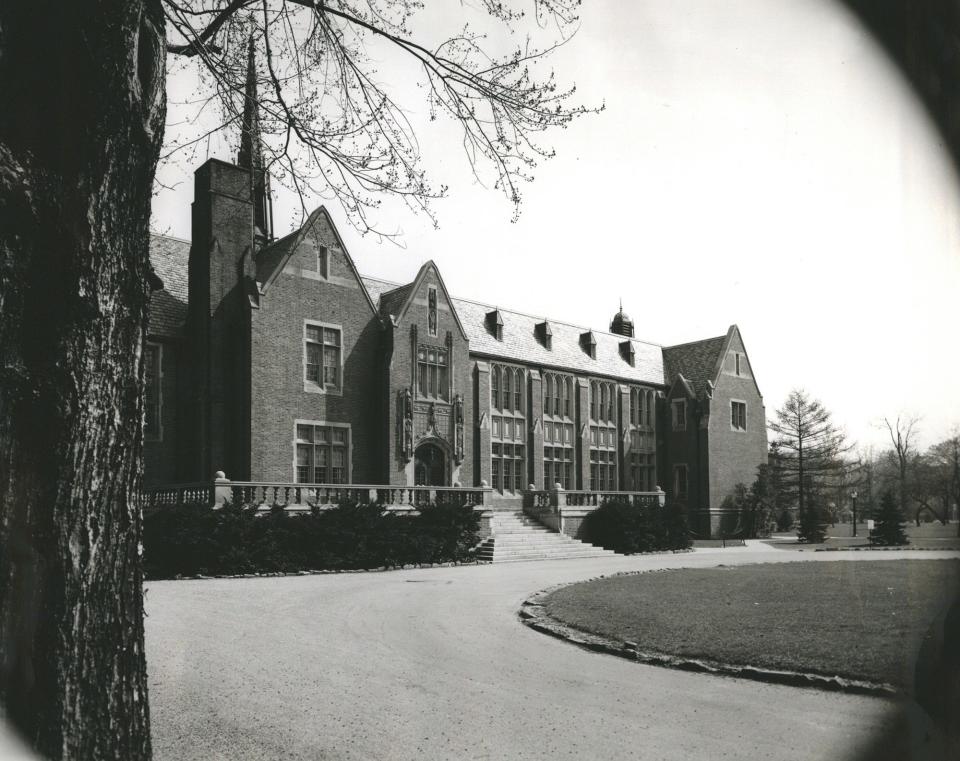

left=581, top=500, right=692, bottom=554
left=142, top=501, right=480, bottom=579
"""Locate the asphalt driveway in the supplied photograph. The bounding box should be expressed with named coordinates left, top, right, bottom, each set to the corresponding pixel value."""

left=145, top=547, right=958, bottom=760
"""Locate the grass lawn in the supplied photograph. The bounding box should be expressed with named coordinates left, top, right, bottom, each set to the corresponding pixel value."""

left=543, top=560, right=960, bottom=690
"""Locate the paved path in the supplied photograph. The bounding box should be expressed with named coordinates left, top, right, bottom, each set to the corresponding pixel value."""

left=145, top=548, right=958, bottom=760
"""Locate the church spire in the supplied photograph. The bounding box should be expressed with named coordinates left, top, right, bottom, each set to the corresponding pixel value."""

left=238, top=33, right=272, bottom=246
left=238, top=33, right=262, bottom=171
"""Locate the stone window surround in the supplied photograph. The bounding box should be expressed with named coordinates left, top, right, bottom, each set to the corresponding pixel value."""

left=417, top=343, right=450, bottom=401
left=293, top=420, right=352, bottom=484
left=730, top=399, right=748, bottom=432
left=303, top=319, right=343, bottom=395
left=490, top=362, right=526, bottom=493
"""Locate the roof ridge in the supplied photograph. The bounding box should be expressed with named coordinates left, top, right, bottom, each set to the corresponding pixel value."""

left=663, top=334, right=726, bottom=351
left=437, top=292, right=664, bottom=348
left=360, top=272, right=663, bottom=346
left=150, top=231, right=191, bottom=245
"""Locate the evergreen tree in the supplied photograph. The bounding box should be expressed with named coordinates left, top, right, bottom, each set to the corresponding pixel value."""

left=769, top=389, right=851, bottom=536
left=797, top=495, right=827, bottom=543
left=870, top=489, right=909, bottom=546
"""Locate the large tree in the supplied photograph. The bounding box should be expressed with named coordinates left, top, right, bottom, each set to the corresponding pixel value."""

left=0, top=2, right=589, bottom=758
left=768, top=389, right=851, bottom=541
left=923, top=433, right=960, bottom=534
left=882, top=415, right=919, bottom=519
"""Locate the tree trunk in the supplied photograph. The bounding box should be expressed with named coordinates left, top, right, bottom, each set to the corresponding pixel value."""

left=0, top=2, right=165, bottom=758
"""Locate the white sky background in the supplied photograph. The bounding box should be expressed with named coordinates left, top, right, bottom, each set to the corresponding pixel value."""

left=153, top=0, right=960, bottom=452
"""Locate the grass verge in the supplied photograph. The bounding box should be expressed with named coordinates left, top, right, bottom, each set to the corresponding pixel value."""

left=543, top=559, right=960, bottom=690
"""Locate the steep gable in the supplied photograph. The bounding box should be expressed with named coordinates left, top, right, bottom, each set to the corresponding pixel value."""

left=388, top=261, right=468, bottom=340
left=255, top=206, right=379, bottom=318
left=711, top=325, right=764, bottom=400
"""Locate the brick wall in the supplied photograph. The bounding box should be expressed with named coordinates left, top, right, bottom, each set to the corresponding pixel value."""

left=706, top=330, right=768, bottom=534
left=248, top=209, right=383, bottom=483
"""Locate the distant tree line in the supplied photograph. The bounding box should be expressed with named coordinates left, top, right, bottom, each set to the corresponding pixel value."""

left=723, top=388, right=959, bottom=544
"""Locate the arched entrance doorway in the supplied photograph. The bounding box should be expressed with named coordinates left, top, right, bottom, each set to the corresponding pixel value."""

left=414, top=442, right=447, bottom=486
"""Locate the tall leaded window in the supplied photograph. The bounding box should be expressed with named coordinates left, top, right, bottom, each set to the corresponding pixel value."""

left=417, top=345, right=449, bottom=400
left=305, top=323, right=342, bottom=391
left=542, top=371, right=574, bottom=489
left=627, top=386, right=656, bottom=491
left=491, top=363, right=525, bottom=492
left=144, top=343, right=161, bottom=440
left=295, top=423, right=349, bottom=484
left=589, top=379, right=618, bottom=491
left=673, top=464, right=688, bottom=500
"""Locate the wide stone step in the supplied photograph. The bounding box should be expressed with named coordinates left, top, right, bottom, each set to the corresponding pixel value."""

left=477, top=509, right=616, bottom=563
left=487, top=535, right=589, bottom=545
left=480, top=550, right=614, bottom=562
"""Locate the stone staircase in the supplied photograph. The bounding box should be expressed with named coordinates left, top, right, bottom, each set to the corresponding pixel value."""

left=475, top=510, right=616, bottom=563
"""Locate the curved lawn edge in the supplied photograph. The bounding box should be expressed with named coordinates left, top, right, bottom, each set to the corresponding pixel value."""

left=519, top=566, right=901, bottom=698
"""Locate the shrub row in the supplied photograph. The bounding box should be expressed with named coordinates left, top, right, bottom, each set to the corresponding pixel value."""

left=142, top=501, right=480, bottom=579
left=581, top=500, right=692, bottom=554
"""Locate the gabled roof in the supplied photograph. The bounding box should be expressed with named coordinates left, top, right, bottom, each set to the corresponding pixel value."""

left=254, top=206, right=378, bottom=317
left=148, top=234, right=190, bottom=339
left=378, top=261, right=469, bottom=340
left=662, top=333, right=727, bottom=397
left=361, top=276, right=665, bottom=385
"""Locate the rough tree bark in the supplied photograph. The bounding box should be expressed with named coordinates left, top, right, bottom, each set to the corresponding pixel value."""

left=0, top=1, right=166, bottom=758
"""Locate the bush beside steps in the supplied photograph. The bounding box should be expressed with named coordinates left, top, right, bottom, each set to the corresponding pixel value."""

left=143, top=501, right=480, bottom=579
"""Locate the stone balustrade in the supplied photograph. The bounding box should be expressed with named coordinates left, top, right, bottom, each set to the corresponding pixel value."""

left=142, top=479, right=492, bottom=512
left=522, top=488, right=665, bottom=538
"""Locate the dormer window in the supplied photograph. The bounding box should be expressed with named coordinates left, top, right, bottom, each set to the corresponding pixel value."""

left=580, top=330, right=596, bottom=359
left=535, top=320, right=553, bottom=350
left=619, top=340, right=635, bottom=366
left=486, top=309, right=504, bottom=341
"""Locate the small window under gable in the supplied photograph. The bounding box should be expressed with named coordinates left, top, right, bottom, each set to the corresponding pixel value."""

left=535, top=320, right=553, bottom=350
left=486, top=309, right=504, bottom=341
left=619, top=340, right=635, bottom=366
left=672, top=399, right=687, bottom=431
left=317, top=246, right=329, bottom=278
left=580, top=330, right=597, bottom=359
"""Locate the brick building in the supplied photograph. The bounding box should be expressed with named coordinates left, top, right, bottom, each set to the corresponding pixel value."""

left=144, top=58, right=767, bottom=536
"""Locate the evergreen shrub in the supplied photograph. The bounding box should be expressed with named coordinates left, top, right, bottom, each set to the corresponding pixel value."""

left=869, top=490, right=909, bottom=546
left=581, top=499, right=692, bottom=554
left=142, top=500, right=480, bottom=579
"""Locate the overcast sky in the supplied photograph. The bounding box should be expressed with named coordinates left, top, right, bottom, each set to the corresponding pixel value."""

left=154, top=0, right=960, bottom=452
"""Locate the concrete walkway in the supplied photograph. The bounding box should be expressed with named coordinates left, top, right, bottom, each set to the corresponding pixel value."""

left=145, top=548, right=959, bottom=760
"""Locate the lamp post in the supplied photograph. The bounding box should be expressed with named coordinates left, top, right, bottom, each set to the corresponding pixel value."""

left=656, top=487, right=666, bottom=508
left=851, top=489, right=859, bottom=537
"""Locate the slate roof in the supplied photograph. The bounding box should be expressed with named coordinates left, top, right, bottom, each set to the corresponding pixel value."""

left=255, top=227, right=300, bottom=285
left=148, top=231, right=722, bottom=390
left=362, top=276, right=666, bottom=386
left=148, top=234, right=190, bottom=339
left=378, top=283, right=413, bottom=319
left=662, top=335, right=727, bottom=396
